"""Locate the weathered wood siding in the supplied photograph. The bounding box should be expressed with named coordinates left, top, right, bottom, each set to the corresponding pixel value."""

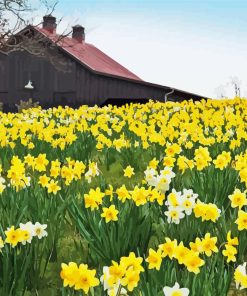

left=75, top=63, right=165, bottom=106
left=0, top=48, right=202, bottom=111
left=0, top=53, right=9, bottom=105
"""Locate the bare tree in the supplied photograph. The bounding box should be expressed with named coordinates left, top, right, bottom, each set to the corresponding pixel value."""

left=215, top=84, right=226, bottom=99
left=0, top=0, right=55, bottom=45
left=215, top=76, right=244, bottom=99
left=229, top=76, right=241, bottom=97
left=0, top=0, right=74, bottom=72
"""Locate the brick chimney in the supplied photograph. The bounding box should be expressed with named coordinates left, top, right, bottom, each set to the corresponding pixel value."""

left=72, top=25, right=85, bottom=43
left=43, top=15, right=57, bottom=33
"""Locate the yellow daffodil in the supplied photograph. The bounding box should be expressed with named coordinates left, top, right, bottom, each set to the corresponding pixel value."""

left=235, top=210, right=247, bottom=231
left=229, top=189, right=247, bottom=209
left=201, top=233, right=218, bottom=257
left=101, top=205, right=119, bottom=223
left=222, top=244, right=237, bottom=263
left=46, top=179, right=61, bottom=195
left=146, top=248, right=162, bottom=270
left=123, top=165, right=135, bottom=178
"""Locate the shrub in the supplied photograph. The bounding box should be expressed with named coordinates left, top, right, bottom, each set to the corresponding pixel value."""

left=15, top=98, right=39, bottom=112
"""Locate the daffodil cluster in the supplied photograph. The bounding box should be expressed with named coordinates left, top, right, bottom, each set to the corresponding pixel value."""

left=164, top=189, right=198, bottom=224
left=0, top=154, right=99, bottom=194
left=101, top=252, right=144, bottom=293
left=7, top=156, right=31, bottom=191
left=60, top=262, right=100, bottom=293
left=0, top=98, right=247, bottom=295
left=146, top=234, right=219, bottom=274
left=193, top=200, right=221, bottom=222
left=147, top=233, right=218, bottom=274
left=3, top=222, right=47, bottom=248
left=0, top=99, right=246, bottom=156
left=222, top=231, right=239, bottom=263
left=83, top=184, right=166, bottom=211
left=144, top=166, right=175, bottom=193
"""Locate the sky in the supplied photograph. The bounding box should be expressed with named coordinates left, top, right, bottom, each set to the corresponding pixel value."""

left=34, top=0, right=247, bottom=98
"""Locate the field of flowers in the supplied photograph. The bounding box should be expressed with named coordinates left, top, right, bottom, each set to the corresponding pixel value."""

left=0, top=98, right=247, bottom=296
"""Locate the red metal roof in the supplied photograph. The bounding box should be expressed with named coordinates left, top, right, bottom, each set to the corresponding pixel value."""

left=35, top=27, right=143, bottom=81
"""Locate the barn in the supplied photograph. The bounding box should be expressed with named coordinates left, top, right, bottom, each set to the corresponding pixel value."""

left=0, top=15, right=207, bottom=111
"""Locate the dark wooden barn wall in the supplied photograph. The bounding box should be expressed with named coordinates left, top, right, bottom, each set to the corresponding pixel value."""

left=75, top=64, right=165, bottom=106
left=1, top=48, right=200, bottom=111
left=2, top=50, right=78, bottom=109
left=0, top=53, right=9, bottom=104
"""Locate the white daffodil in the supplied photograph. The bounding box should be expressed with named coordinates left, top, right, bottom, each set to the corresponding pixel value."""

left=180, top=197, right=196, bottom=215
left=144, top=166, right=175, bottom=194
left=101, top=266, right=111, bottom=291
left=19, top=221, right=35, bottom=244
left=0, top=176, right=6, bottom=184
left=88, top=162, right=100, bottom=177
left=182, top=189, right=198, bottom=200
left=227, top=129, right=234, bottom=137
left=165, top=189, right=183, bottom=207
left=155, top=175, right=171, bottom=193
left=33, top=222, right=48, bottom=239
left=107, top=285, right=128, bottom=296
left=0, top=178, right=6, bottom=193
left=235, top=262, right=247, bottom=290
left=101, top=266, right=128, bottom=296
left=180, top=190, right=197, bottom=215
left=85, top=162, right=100, bottom=183
left=165, top=206, right=185, bottom=224
left=173, top=106, right=181, bottom=112
left=160, top=167, right=176, bottom=179
left=85, top=171, right=92, bottom=183
left=236, top=262, right=247, bottom=275
left=144, top=168, right=157, bottom=187
left=22, top=176, right=31, bottom=188
left=163, top=282, right=189, bottom=296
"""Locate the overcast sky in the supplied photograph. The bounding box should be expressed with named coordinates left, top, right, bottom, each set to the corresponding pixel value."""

left=34, top=0, right=247, bottom=98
